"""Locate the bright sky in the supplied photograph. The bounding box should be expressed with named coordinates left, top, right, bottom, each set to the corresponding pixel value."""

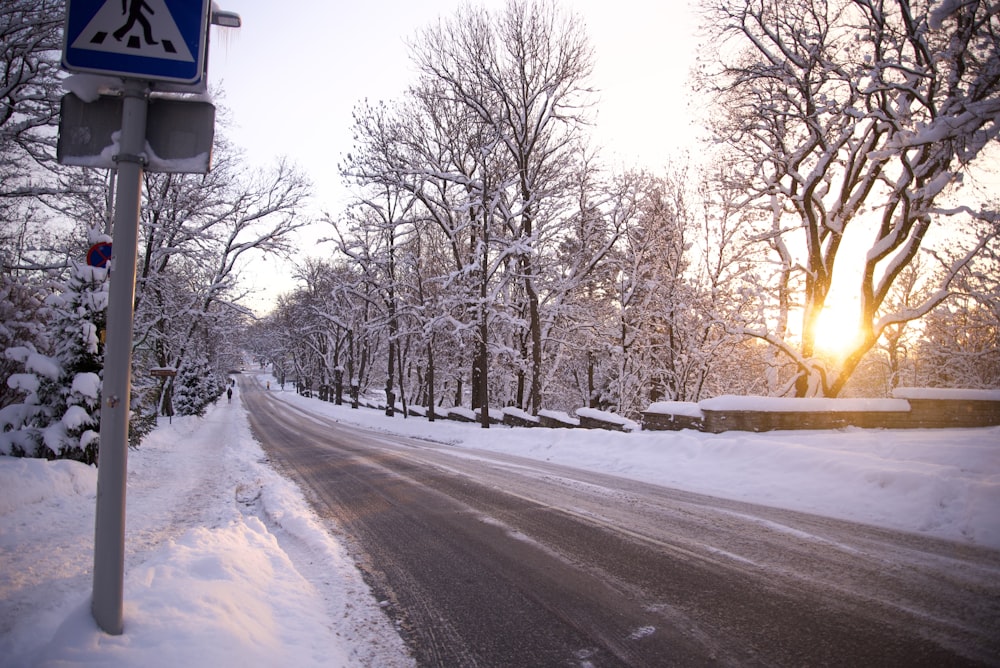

left=204, top=0, right=701, bottom=311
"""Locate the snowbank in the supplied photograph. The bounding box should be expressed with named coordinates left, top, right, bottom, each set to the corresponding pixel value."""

left=0, top=399, right=413, bottom=667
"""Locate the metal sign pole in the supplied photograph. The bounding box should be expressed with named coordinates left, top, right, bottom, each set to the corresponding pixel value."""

left=91, top=78, right=148, bottom=636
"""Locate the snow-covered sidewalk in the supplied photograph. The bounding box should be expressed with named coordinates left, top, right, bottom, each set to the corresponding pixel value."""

left=0, top=396, right=412, bottom=668
left=2, top=374, right=998, bottom=666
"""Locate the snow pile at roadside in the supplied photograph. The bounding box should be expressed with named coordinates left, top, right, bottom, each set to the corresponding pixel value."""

left=0, top=398, right=413, bottom=668
left=0, top=457, right=96, bottom=514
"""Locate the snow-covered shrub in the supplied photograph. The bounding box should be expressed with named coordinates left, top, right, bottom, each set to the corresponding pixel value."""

left=0, top=274, right=50, bottom=410
left=1, top=257, right=107, bottom=464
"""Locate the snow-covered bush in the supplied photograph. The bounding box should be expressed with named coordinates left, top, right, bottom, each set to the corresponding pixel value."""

left=0, top=275, right=50, bottom=409
left=1, top=257, right=107, bottom=464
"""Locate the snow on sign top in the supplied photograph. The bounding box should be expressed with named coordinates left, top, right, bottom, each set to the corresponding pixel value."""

left=62, top=0, right=209, bottom=84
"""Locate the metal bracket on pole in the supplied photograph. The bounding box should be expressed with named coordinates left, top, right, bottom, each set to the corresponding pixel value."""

left=91, top=78, right=149, bottom=636
left=112, top=153, right=148, bottom=166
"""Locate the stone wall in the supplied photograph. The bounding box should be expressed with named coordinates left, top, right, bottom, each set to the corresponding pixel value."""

left=904, top=398, right=1000, bottom=428
left=698, top=407, right=914, bottom=433
left=640, top=411, right=705, bottom=432
left=354, top=389, right=999, bottom=433
left=502, top=409, right=540, bottom=428
left=641, top=390, right=1000, bottom=433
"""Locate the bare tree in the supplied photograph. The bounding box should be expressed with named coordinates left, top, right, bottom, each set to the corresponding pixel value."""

left=915, top=229, right=1000, bottom=388
left=409, top=0, right=596, bottom=413
left=132, top=152, right=312, bottom=413
left=0, top=0, right=80, bottom=272
left=342, top=90, right=508, bottom=422
left=0, top=0, right=62, bottom=191
left=701, top=0, right=1000, bottom=396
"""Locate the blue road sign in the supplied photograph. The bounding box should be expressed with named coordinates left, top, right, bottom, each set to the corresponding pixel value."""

left=87, top=242, right=113, bottom=268
left=63, top=0, right=209, bottom=83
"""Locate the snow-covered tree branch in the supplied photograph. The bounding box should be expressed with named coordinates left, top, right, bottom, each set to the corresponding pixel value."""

left=701, top=0, right=1000, bottom=396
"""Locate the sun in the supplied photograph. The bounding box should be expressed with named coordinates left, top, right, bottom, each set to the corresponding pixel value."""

left=814, top=303, right=863, bottom=360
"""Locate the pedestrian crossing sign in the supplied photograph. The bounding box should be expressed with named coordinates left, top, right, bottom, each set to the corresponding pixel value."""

left=62, top=0, right=210, bottom=84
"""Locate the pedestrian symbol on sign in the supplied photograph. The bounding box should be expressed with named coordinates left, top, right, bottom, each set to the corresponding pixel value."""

left=114, top=1, right=159, bottom=47
left=69, top=0, right=196, bottom=65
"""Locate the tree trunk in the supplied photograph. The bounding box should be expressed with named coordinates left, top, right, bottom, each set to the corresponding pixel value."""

left=478, top=313, right=490, bottom=429
left=426, top=340, right=436, bottom=422
left=385, top=335, right=396, bottom=417
left=587, top=351, right=596, bottom=408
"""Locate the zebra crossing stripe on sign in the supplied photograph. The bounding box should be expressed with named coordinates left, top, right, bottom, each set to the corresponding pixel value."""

left=70, top=0, right=195, bottom=63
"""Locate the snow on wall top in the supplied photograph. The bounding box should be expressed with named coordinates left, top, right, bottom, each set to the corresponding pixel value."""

left=575, top=408, right=640, bottom=431
left=501, top=406, right=540, bottom=422
left=698, top=395, right=911, bottom=413
left=645, top=401, right=704, bottom=418
left=538, top=409, right=579, bottom=425
left=892, top=387, right=1000, bottom=401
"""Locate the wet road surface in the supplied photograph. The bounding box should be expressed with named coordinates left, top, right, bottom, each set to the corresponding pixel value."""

left=243, top=381, right=1000, bottom=667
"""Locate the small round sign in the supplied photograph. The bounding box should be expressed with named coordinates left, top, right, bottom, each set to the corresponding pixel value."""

left=87, top=242, right=113, bottom=268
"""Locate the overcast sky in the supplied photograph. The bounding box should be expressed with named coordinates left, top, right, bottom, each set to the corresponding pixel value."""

left=204, top=1, right=701, bottom=310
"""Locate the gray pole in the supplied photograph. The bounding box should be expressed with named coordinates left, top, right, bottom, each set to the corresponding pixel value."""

left=92, top=78, right=148, bottom=636
left=105, top=169, right=116, bottom=236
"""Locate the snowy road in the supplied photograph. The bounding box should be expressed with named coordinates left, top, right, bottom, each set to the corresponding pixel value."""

left=244, top=380, right=1000, bottom=667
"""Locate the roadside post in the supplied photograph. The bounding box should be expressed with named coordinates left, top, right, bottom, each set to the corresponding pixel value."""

left=59, top=0, right=238, bottom=635
left=149, top=367, right=178, bottom=424
left=90, top=75, right=147, bottom=636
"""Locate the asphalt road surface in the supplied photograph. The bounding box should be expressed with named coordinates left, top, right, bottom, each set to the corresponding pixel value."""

left=242, top=380, right=1000, bottom=667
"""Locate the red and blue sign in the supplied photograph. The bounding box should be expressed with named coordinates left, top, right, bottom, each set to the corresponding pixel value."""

left=87, top=242, right=113, bottom=268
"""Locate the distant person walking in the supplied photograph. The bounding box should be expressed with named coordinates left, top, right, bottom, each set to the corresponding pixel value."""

left=226, top=387, right=233, bottom=403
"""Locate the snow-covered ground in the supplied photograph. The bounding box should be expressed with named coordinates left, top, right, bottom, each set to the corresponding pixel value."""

left=2, top=373, right=998, bottom=667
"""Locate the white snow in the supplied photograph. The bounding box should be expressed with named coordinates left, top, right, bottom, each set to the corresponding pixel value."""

left=929, top=0, right=965, bottom=29
left=537, top=408, right=580, bottom=426
left=5, top=372, right=39, bottom=396
left=71, top=372, right=102, bottom=400
left=575, top=406, right=641, bottom=430
left=501, top=406, right=540, bottom=423
left=143, top=143, right=211, bottom=174
left=446, top=405, right=478, bottom=421
left=62, top=74, right=124, bottom=104
left=61, top=404, right=95, bottom=431
left=893, top=387, right=1000, bottom=401
left=2, top=373, right=998, bottom=667
left=58, top=129, right=121, bottom=170
left=1, top=390, right=412, bottom=668
left=6, top=348, right=61, bottom=381
left=646, top=401, right=703, bottom=417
